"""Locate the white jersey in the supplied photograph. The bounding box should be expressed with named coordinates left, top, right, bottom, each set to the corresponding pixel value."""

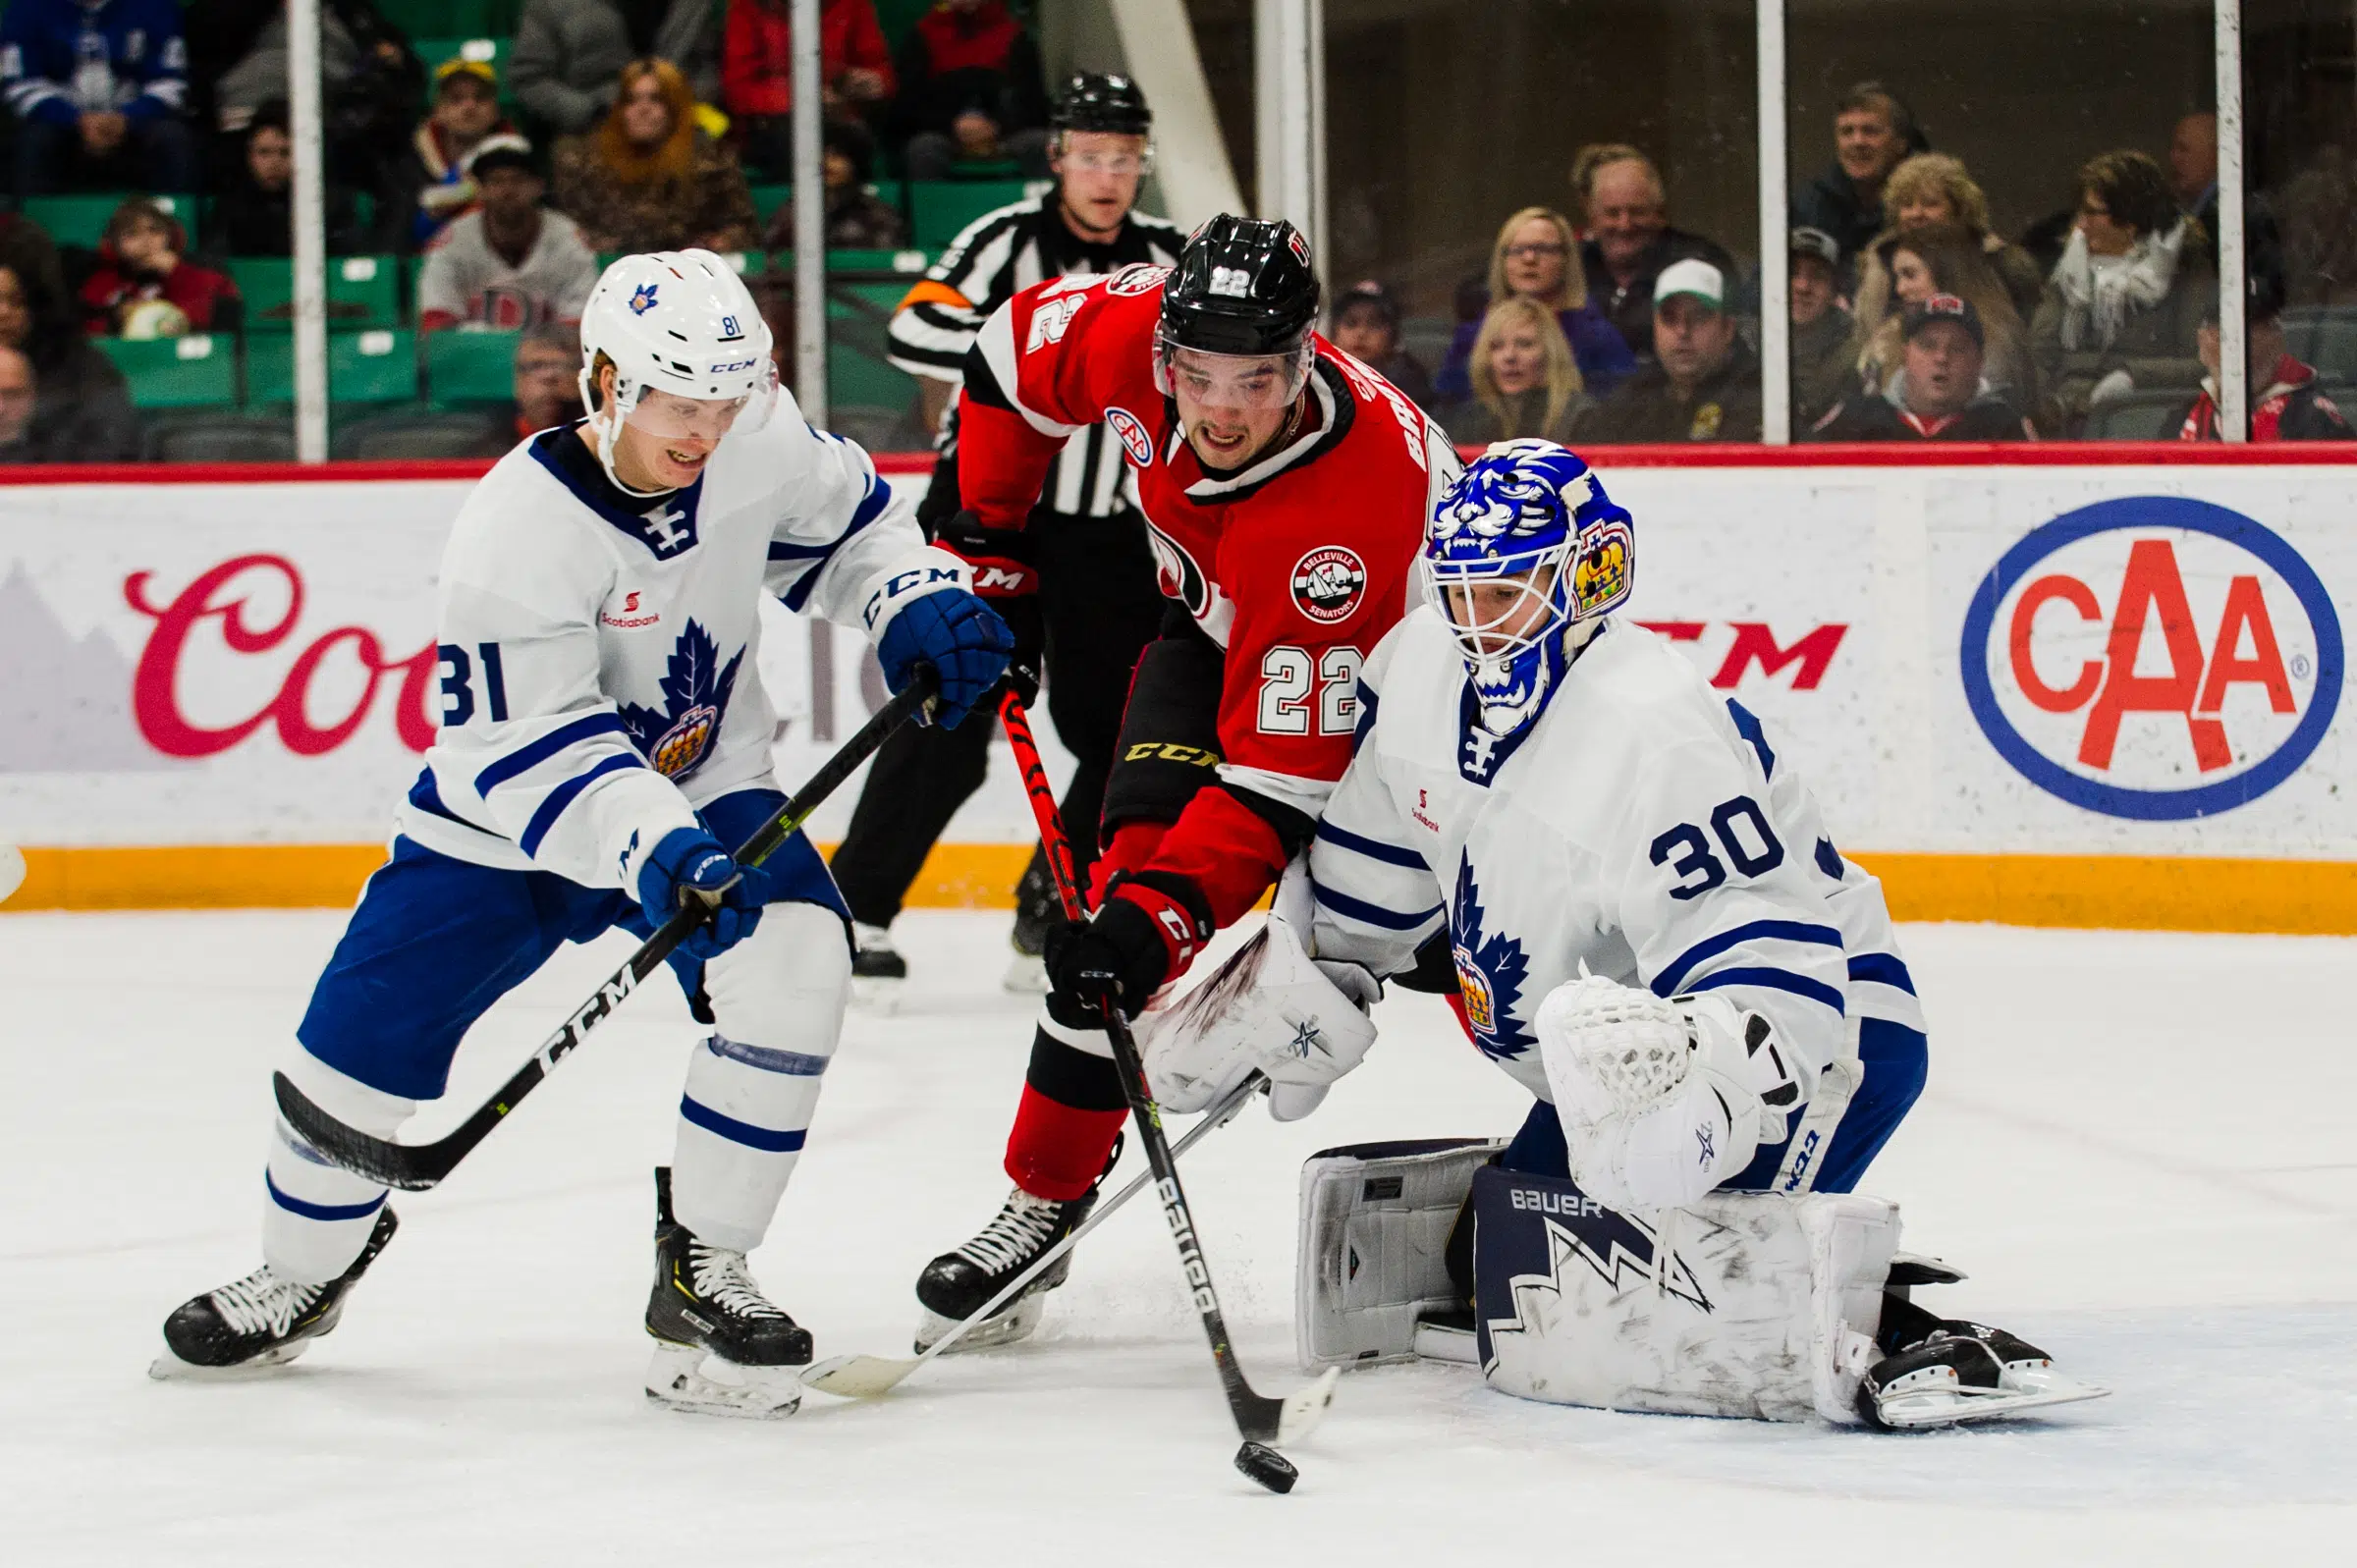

left=1306, top=609, right=1925, bottom=1105
left=396, top=401, right=953, bottom=889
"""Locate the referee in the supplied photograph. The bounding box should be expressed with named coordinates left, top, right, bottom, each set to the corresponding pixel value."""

left=832, top=73, right=1183, bottom=1002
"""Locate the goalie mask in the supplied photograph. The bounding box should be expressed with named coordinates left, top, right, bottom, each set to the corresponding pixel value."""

left=1425, top=439, right=1633, bottom=738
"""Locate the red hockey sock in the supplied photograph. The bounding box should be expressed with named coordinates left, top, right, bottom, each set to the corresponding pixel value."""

left=1004, top=1086, right=1128, bottom=1202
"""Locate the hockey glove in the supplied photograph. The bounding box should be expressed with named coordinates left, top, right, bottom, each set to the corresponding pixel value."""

left=634, top=827, right=763, bottom=962
left=876, top=586, right=1014, bottom=730
left=935, top=510, right=1039, bottom=599
left=1044, top=871, right=1215, bottom=1019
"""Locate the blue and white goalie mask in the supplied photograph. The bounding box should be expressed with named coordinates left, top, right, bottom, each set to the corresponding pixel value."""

left=1425, top=440, right=1634, bottom=737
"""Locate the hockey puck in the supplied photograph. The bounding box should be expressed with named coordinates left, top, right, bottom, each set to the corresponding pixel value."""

left=1233, top=1440, right=1297, bottom=1494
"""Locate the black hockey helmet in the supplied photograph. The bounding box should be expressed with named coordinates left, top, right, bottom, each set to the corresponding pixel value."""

left=1052, top=73, right=1152, bottom=137
left=1158, top=214, right=1321, bottom=368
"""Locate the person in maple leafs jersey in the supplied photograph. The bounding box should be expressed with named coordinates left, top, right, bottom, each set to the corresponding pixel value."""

left=907, top=213, right=1461, bottom=1352
left=152, top=250, right=1014, bottom=1419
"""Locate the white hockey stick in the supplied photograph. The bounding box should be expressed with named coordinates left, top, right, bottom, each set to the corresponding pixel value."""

left=801, top=1071, right=1266, bottom=1400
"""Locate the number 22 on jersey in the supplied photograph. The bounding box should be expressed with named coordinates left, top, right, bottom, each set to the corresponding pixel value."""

left=1259, top=644, right=1361, bottom=735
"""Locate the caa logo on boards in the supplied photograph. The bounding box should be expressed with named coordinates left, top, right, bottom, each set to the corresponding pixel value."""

left=1960, top=497, right=2342, bottom=821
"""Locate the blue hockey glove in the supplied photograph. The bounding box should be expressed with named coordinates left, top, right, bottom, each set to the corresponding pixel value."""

left=877, top=587, right=1014, bottom=730
left=635, top=827, right=763, bottom=961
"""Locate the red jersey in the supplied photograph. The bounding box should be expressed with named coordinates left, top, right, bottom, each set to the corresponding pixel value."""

left=957, top=263, right=1459, bottom=926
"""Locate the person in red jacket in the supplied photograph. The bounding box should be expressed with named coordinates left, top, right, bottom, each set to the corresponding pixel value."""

left=721, top=0, right=896, bottom=181
left=77, top=197, right=239, bottom=338
left=909, top=215, right=1461, bottom=1352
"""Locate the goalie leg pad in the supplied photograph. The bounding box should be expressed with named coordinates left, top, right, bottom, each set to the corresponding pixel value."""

left=1470, top=1164, right=1897, bottom=1424
left=1295, top=1139, right=1507, bottom=1371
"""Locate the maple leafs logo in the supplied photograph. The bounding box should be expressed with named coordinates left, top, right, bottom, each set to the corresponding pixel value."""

left=1450, top=853, right=1533, bottom=1061
left=618, top=619, right=742, bottom=781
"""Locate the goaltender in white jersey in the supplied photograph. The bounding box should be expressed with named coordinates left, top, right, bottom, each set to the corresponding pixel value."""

left=153, top=249, right=1014, bottom=1418
left=1144, top=441, right=2103, bottom=1430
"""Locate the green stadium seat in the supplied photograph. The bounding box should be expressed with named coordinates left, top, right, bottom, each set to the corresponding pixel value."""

left=424, top=327, right=520, bottom=406
left=230, top=255, right=402, bottom=333
left=381, top=0, right=513, bottom=37
left=873, top=0, right=935, bottom=49
left=247, top=330, right=420, bottom=406
left=22, top=191, right=192, bottom=249
left=95, top=334, right=238, bottom=409
left=908, top=180, right=1036, bottom=250
left=828, top=248, right=930, bottom=275
left=749, top=184, right=791, bottom=224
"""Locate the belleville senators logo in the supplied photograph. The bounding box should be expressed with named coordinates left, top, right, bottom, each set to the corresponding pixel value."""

left=1290, top=545, right=1367, bottom=623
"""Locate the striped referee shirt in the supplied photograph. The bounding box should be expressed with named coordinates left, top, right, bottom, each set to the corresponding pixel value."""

left=888, top=191, right=1185, bottom=519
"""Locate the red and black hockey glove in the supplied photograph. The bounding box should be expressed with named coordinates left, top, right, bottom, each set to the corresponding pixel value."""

left=1043, top=870, right=1215, bottom=1019
left=935, top=509, right=1042, bottom=702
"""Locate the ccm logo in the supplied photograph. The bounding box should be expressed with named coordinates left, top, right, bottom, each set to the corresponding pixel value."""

left=1123, top=741, right=1218, bottom=766
left=708, top=360, right=757, bottom=373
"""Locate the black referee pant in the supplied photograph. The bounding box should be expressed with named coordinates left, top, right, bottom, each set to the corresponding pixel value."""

left=830, top=508, right=1164, bottom=928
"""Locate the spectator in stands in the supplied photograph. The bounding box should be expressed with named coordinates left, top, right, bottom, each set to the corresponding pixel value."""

left=1328, top=279, right=1433, bottom=410
left=0, top=247, right=137, bottom=459
left=1437, top=207, right=1633, bottom=402
left=890, top=0, right=1050, bottom=180
left=2031, top=149, right=2212, bottom=432
left=2273, top=144, right=2357, bottom=306
left=513, top=0, right=722, bottom=138
left=1851, top=222, right=2037, bottom=411
left=79, top=197, right=239, bottom=338
left=214, top=0, right=422, bottom=213
left=761, top=122, right=906, bottom=251
left=212, top=102, right=367, bottom=257
left=2171, top=272, right=2353, bottom=441
left=1880, top=152, right=2042, bottom=322
left=1, top=0, right=196, bottom=196
left=724, top=0, right=896, bottom=181
left=1790, top=81, right=1924, bottom=266
left=1788, top=227, right=1855, bottom=428
left=1813, top=295, right=2032, bottom=441
left=1576, top=259, right=1760, bottom=443
left=1444, top=297, right=1589, bottom=445
left=553, top=59, right=758, bottom=253
left=403, top=60, right=516, bottom=252
left=2170, top=109, right=2219, bottom=232
left=0, top=346, right=44, bottom=462
left=505, top=321, right=586, bottom=439
left=419, top=136, right=598, bottom=331
left=1569, top=144, right=1737, bottom=363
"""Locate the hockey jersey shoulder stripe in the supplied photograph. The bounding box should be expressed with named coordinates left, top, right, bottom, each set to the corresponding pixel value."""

left=474, top=710, right=630, bottom=794
left=773, top=477, right=893, bottom=609
left=518, top=752, right=644, bottom=857
left=1651, top=918, right=1844, bottom=998
left=1314, top=817, right=1426, bottom=870
left=1311, top=871, right=1444, bottom=931
left=1846, top=951, right=1917, bottom=995
left=1683, top=965, right=1846, bottom=1016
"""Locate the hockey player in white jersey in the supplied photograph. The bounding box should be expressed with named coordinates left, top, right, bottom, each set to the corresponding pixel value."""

left=153, top=250, right=1014, bottom=1417
left=1144, top=440, right=2102, bottom=1429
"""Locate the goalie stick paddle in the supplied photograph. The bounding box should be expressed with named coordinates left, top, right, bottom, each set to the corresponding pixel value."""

left=995, top=689, right=1340, bottom=1455
left=272, top=670, right=939, bottom=1192
left=800, top=1068, right=1266, bottom=1400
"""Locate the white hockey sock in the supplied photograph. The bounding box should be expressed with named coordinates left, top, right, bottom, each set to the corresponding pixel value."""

left=261, top=1051, right=414, bottom=1284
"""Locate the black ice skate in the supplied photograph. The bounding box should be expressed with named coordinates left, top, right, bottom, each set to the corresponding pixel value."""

left=150, top=1207, right=399, bottom=1379
left=1856, top=1299, right=2109, bottom=1430
left=1003, top=854, right=1057, bottom=995
left=912, top=1134, right=1122, bottom=1354
left=850, top=922, right=907, bottom=1012
left=644, top=1166, right=810, bottom=1419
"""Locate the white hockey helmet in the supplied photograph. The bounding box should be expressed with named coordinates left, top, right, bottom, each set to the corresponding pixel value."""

left=577, top=248, right=777, bottom=493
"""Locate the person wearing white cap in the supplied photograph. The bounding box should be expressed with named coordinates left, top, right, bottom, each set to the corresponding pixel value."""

left=1576, top=257, right=1762, bottom=442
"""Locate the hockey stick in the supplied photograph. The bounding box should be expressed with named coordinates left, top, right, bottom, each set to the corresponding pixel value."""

left=272, top=671, right=939, bottom=1193
left=800, top=1067, right=1265, bottom=1399
left=994, top=689, right=1339, bottom=1465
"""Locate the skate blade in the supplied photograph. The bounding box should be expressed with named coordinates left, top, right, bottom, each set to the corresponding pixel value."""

left=1411, top=1320, right=1479, bottom=1366
left=849, top=976, right=904, bottom=1015
left=800, top=1352, right=917, bottom=1400
left=1275, top=1367, right=1342, bottom=1444
left=147, top=1338, right=312, bottom=1380
left=1876, top=1370, right=2110, bottom=1430
left=1000, top=953, right=1049, bottom=995
left=912, top=1292, right=1047, bottom=1356
left=644, top=1342, right=803, bottom=1419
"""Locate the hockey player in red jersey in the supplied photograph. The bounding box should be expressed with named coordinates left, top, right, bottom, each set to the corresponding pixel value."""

left=912, top=215, right=1460, bottom=1350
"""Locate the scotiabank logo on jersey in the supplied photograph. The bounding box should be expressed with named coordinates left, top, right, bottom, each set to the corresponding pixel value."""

left=1961, top=498, right=2343, bottom=821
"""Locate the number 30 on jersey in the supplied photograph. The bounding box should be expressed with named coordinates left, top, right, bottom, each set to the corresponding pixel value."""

left=1259, top=644, right=1361, bottom=735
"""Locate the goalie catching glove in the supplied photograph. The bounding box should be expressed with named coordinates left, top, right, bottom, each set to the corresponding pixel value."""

left=1534, top=973, right=1810, bottom=1211
left=1136, top=914, right=1378, bottom=1121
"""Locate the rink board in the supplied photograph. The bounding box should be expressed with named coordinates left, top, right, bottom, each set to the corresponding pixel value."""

left=2, top=447, right=2352, bottom=928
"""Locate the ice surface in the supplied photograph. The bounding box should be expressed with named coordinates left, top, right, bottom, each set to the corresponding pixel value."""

left=3, top=912, right=2353, bottom=1563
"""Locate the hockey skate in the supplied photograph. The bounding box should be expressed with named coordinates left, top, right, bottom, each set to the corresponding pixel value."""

left=913, top=1135, right=1122, bottom=1354
left=151, top=1207, right=399, bottom=1379
left=1857, top=1297, right=2109, bottom=1430
left=1001, top=857, right=1056, bottom=995
left=849, top=922, right=906, bottom=1013
left=644, top=1167, right=811, bottom=1419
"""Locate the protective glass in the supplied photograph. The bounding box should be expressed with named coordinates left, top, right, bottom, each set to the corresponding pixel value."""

left=1153, top=332, right=1313, bottom=410
left=623, top=380, right=763, bottom=443
left=1428, top=550, right=1568, bottom=662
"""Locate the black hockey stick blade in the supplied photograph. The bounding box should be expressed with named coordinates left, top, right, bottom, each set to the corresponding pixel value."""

left=272, top=672, right=937, bottom=1191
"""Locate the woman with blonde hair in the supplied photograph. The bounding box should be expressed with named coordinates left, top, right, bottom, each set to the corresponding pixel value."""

left=552, top=59, right=758, bottom=253
left=1443, top=296, right=1591, bottom=445
left=1878, top=152, right=2044, bottom=319
left=1850, top=221, right=2038, bottom=411
left=1436, top=205, right=1634, bottom=401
